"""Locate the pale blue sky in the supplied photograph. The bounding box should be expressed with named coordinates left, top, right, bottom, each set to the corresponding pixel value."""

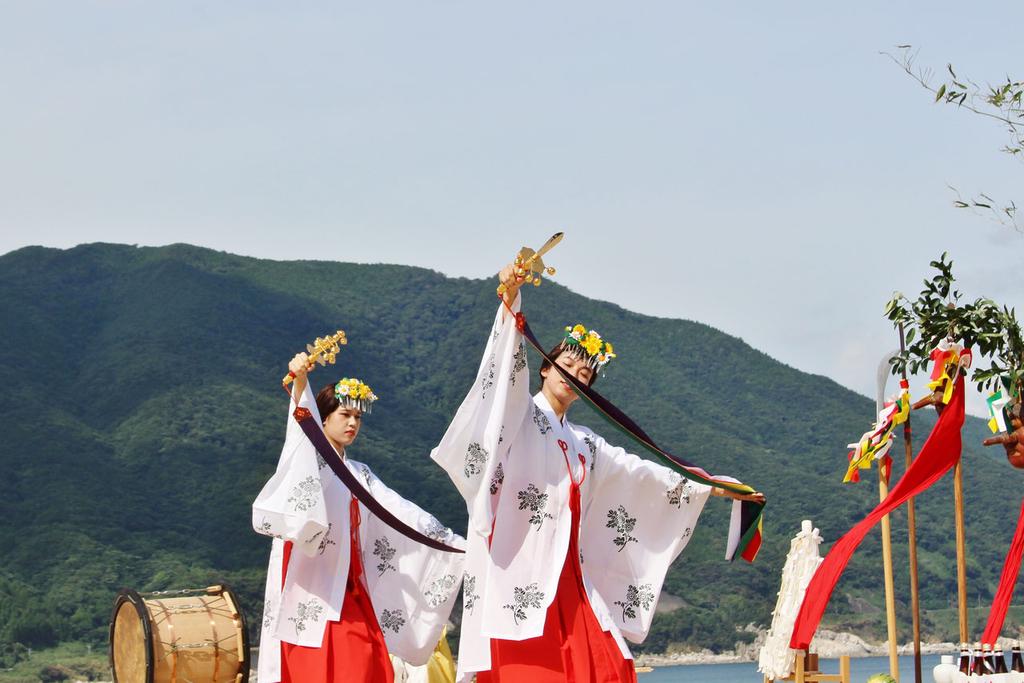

left=2, top=1, right=1021, bottom=417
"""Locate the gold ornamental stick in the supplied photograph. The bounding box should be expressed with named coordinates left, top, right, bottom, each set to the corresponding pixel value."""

left=497, top=232, right=565, bottom=296
left=282, top=330, right=347, bottom=385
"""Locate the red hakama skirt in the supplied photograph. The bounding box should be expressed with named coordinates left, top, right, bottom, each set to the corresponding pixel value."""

left=280, top=497, right=394, bottom=683
left=478, top=452, right=637, bottom=683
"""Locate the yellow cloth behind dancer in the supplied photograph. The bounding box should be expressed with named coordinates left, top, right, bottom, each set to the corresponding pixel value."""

left=426, top=629, right=456, bottom=683
left=390, top=627, right=456, bottom=683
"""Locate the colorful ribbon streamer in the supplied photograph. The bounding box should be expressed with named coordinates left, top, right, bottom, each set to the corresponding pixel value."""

left=988, top=379, right=1014, bottom=434
left=920, top=341, right=970, bottom=406
left=843, top=381, right=910, bottom=484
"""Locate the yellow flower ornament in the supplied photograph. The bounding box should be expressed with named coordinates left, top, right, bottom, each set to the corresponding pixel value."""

left=333, top=377, right=378, bottom=414
left=561, top=324, right=617, bottom=371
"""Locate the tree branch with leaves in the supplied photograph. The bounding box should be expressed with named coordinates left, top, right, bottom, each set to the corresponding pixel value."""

left=884, top=253, right=1024, bottom=462
left=884, top=46, right=1022, bottom=231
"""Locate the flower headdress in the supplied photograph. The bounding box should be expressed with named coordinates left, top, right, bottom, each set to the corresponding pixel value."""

left=560, top=324, right=616, bottom=371
left=334, top=377, right=378, bottom=414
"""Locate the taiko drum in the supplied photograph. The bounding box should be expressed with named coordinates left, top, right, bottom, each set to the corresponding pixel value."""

left=108, top=585, right=250, bottom=683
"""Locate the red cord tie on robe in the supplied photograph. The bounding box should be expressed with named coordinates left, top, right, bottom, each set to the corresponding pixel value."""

left=515, top=312, right=526, bottom=333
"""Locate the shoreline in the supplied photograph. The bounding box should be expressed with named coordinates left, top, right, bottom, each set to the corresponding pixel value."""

left=633, top=629, right=961, bottom=668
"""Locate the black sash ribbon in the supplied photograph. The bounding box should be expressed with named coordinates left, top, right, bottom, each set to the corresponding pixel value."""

left=511, top=307, right=765, bottom=561
left=292, top=406, right=464, bottom=554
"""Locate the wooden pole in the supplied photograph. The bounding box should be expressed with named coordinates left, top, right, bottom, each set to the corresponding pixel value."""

left=954, top=458, right=969, bottom=643
left=875, top=350, right=900, bottom=681
left=903, top=420, right=922, bottom=683
left=878, top=466, right=900, bottom=681
left=899, top=324, right=923, bottom=683
left=840, top=655, right=851, bottom=683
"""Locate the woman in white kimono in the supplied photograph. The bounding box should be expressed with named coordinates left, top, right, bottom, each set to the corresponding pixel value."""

left=431, top=265, right=764, bottom=683
left=254, top=353, right=466, bottom=683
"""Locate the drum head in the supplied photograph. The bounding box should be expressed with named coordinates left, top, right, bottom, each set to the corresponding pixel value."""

left=109, top=585, right=249, bottom=683
left=109, top=589, right=152, bottom=683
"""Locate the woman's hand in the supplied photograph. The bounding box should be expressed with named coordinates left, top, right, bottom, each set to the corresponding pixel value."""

left=288, top=352, right=311, bottom=378
left=498, top=262, right=526, bottom=306
left=288, top=352, right=311, bottom=395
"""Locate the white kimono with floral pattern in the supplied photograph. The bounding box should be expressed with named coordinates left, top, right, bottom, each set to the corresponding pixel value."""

left=253, top=384, right=466, bottom=683
left=431, top=296, right=714, bottom=680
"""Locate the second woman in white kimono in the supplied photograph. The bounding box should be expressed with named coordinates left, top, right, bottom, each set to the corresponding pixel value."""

left=254, top=353, right=465, bottom=683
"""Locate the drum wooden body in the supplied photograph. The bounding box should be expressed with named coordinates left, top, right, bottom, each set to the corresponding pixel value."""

left=109, top=585, right=250, bottom=683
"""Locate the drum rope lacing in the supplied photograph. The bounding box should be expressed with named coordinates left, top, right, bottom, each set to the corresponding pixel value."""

left=141, top=588, right=220, bottom=597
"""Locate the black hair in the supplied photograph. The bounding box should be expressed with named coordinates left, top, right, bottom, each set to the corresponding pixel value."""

left=315, top=383, right=341, bottom=424
left=538, top=343, right=599, bottom=388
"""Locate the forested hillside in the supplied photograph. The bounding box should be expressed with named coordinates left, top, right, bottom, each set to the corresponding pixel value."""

left=0, top=243, right=1017, bottom=656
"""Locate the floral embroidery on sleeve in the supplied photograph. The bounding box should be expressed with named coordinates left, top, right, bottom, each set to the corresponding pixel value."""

left=582, top=435, right=598, bottom=471
left=464, top=442, right=488, bottom=477
left=503, top=583, right=544, bottom=625
left=423, top=517, right=452, bottom=542
left=262, top=598, right=275, bottom=629
left=358, top=463, right=373, bottom=487
left=614, top=583, right=654, bottom=621
left=518, top=484, right=554, bottom=529
left=425, top=574, right=458, bottom=608
left=533, top=406, right=553, bottom=435
left=287, top=477, right=319, bottom=512
left=489, top=462, right=505, bottom=495
left=666, top=475, right=692, bottom=508
left=606, top=505, right=639, bottom=552
left=257, top=517, right=281, bottom=539
left=317, top=523, right=337, bottom=555
left=510, top=343, right=527, bottom=384
left=373, top=537, right=396, bottom=576
left=287, top=600, right=324, bottom=634
left=464, top=574, right=480, bottom=614
left=481, top=353, right=495, bottom=398
left=380, top=608, right=406, bottom=633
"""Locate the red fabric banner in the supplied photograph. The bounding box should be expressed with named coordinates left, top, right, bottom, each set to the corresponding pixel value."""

left=982, top=498, right=1024, bottom=644
left=789, top=378, right=966, bottom=650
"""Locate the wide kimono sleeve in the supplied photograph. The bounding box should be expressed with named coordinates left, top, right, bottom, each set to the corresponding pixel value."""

left=356, top=463, right=467, bottom=666
left=579, top=427, right=712, bottom=644
left=251, top=382, right=331, bottom=557
left=430, top=295, right=532, bottom=535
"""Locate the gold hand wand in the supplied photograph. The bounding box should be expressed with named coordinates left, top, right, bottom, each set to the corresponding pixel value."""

left=497, top=231, right=564, bottom=296
left=282, top=330, right=347, bottom=385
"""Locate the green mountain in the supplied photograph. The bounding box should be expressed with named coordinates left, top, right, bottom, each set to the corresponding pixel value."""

left=0, top=243, right=1018, bottom=656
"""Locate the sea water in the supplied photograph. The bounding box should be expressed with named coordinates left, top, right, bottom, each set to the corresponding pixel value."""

left=637, top=654, right=943, bottom=682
